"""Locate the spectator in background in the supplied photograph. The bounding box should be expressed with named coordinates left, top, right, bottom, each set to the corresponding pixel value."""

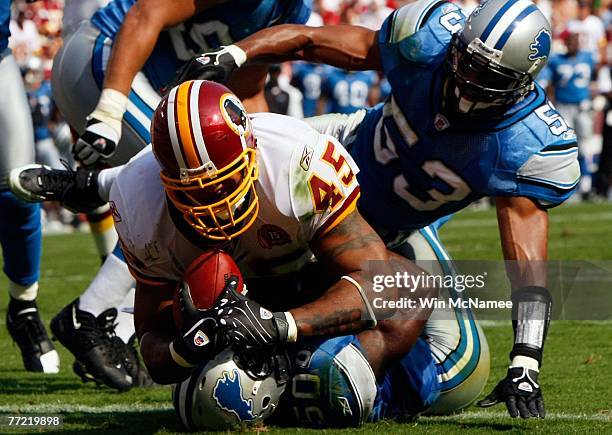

left=567, top=0, right=607, bottom=66
left=9, top=8, right=40, bottom=66
left=360, top=0, right=393, bottom=30
left=545, top=31, right=597, bottom=199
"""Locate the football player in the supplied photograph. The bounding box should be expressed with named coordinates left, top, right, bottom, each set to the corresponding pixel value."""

left=160, top=0, right=579, bottom=419
left=12, top=0, right=312, bottom=391
left=544, top=31, right=596, bottom=199
left=112, top=80, right=441, bottom=426
left=0, top=0, right=59, bottom=373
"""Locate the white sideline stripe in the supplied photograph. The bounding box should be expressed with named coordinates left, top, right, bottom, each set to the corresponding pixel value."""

left=424, top=410, right=612, bottom=422
left=0, top=403, right=173, bottom=414
left=447, top=212, right=612, bottom=229
left=0, top=404, right=609, bottom=422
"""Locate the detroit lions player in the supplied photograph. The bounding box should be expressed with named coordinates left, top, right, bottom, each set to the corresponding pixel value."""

left=158, top=0, right=579, bottom=419
left=544, top=31, right=595, bottom=198
left=291, top=62, right=327, bottom=117
left=0, top=0, right=59, bottom=373
left=321, top=67, right=378, bottom=114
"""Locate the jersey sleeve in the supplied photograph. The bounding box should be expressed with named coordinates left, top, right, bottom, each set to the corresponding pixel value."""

left=289, top=136, right=361, bottom=242
left=378, top=0, right=465, bottom=74
left=515, top=141, right=580, bottom=207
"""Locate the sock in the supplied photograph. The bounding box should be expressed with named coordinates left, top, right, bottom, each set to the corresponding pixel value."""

left=9, top=281, right=39, bottom=301
left=115, top=288, right=136, bottom=344
left=97, top=166, right=123, bottom=201
left=0, top=191, right=41, bottom=287
left=86, top=204, right=118, bottom=260
left=79, top=252, right=136, bottom=317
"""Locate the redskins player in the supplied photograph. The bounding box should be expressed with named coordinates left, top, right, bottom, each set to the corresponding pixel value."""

left=111, top=80, right=438, bottom=425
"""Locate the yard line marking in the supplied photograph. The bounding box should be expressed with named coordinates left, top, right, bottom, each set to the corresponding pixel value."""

left=424, top=410, right=612, bottom=422
left=0, top=404, right=174, bottom=414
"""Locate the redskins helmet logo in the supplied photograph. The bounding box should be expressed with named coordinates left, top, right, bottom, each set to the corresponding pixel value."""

left=220, top=93, right=252, bottom=140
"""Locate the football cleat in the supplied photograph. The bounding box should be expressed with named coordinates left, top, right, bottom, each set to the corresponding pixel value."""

left=8, top=162, right=105, bottom=213
left=6, top=298, right=60, bottom=373
left=112, top=335, right=155, bottom=388
left=50, top=299, right=133, bottom=391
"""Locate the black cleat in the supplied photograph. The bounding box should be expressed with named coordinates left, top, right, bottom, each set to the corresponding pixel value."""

left=7, top=298, right=60, bottom=373
left=113, top=335, right=155, bottom=388
left=8, top=162, right=105, bottom=213
left=50, top=299, right=133, bottom=391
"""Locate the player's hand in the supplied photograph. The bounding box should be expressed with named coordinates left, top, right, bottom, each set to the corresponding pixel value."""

left=171, top=45, right=247, bottom=88
left=73, top=117, right=120, bottom=168
left=216, top=297, right=296, bottom=349
left=477, top=366, right=545, bottom=418
left=171, top=279, right=233, bottom=366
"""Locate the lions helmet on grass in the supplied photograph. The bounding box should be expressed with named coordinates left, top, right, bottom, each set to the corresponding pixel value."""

left=172, top=347, right=289, bottom=430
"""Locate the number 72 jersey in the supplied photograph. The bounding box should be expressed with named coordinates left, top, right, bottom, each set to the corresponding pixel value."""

left=349, top=0, right=580, bottom=233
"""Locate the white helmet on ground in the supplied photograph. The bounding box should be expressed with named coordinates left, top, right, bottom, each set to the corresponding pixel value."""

left=172, top=348, right=289, bottom=431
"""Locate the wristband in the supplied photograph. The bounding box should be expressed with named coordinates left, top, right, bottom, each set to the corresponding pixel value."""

left=284, top=311, right=298, bottom=343
left=89, top=88, right=129, bottom=135
left=169, top=341, right=195, bottom=368
left=341, top=275, right=377, bottom=328
left=225, top=45, right=247, bottom=67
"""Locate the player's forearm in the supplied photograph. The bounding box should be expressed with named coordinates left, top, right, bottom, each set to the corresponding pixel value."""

left=289, top=273, right=372, bottom=337
left=496, top=196, right=548, bottom=289
left=236, top=24, right=382, bottom=71
left=139, top=331, right=193, bottom=384
left=102, top=5, right=166, bottom=96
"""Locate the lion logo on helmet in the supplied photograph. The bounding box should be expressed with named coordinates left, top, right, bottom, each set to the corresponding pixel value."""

left=213, top=369, right=256, bottom=421
left=529, top=29, right=551, bottom=61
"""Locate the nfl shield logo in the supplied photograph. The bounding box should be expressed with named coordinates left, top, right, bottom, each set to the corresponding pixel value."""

left=434, top=113, right=450, bottom=131
left=193, top=330, right=209, bottom=347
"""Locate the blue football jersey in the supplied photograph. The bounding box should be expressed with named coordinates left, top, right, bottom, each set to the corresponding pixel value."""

left=29, top=80, right=54, bottom=142
left=92, top=0, right=312, bottom=91
left=322, top=67, right=377, bottom=114
left=546, top=51, right=595, bottom=104
left=1, top=0, right=11, bottom=55
left=350, top=0, right=580, bottom=236
left=291, top=62, right=326, bottom=117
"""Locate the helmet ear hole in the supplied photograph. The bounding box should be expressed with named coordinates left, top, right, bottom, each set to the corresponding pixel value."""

left=261, top=396, right=271, bottom=409
left=199, top=376, right=206, bottom=390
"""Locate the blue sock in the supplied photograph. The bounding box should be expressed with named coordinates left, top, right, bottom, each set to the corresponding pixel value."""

left=0, top=191, right=42, bottom=286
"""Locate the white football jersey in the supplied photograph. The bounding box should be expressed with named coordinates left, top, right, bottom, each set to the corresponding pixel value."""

left=109, top=113, right=360, bottom=285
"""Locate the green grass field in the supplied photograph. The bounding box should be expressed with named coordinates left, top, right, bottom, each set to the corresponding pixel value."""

left=0, top=202, right=611, bottom=434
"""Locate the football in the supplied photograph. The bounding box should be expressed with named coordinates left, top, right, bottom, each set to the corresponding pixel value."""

left=173, top=249, right=245, bottom=330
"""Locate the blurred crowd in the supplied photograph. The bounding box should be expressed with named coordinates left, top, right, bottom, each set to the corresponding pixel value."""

left=7, top=0, right=612, bottom=232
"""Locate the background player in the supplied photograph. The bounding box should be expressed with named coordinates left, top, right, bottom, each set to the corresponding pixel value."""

left=0, top=0, right=59, bottom=373
left=543, top=30, right=596, bottom=199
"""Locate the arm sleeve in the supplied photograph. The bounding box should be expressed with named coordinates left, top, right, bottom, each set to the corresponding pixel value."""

left=515, top=142, right=581, bottom=207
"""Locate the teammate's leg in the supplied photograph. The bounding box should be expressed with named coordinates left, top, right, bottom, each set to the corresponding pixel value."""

left=0, top=52, right=59, bottom=373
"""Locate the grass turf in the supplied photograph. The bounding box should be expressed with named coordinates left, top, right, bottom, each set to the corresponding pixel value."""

left=0, top=202, right=611, bottom=433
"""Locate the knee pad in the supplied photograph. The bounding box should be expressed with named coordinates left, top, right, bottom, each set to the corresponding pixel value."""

left=275, top=335, right=377, bottom=427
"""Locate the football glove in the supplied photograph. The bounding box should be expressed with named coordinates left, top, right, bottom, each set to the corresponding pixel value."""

left=216, top=297, right=297, bottom=349
left=171, top=45, right=247, bottom=88
left=170, top=278, right=242, bottom=367
left=73, top=89, right=127, bottom=168
left=477, top=365, right=545, bottom=418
